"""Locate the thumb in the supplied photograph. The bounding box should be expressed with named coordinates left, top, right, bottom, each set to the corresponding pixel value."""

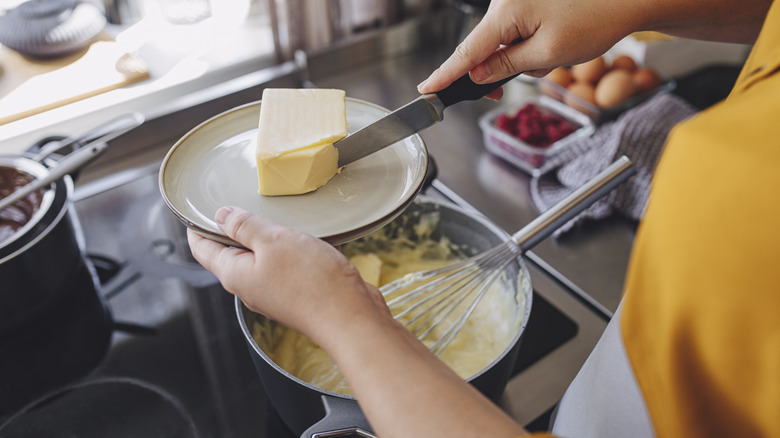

left=418, top=17, right=507, bottom=93
left=215, top=206, right=275, bottom=249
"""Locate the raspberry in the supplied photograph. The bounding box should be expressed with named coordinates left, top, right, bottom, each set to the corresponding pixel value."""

left=493, top=102, right=578, bottom=148
left=495, top=114, right=516, bottom=135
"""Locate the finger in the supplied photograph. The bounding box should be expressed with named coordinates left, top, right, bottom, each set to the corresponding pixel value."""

left=187, top=228, right=226, bottom=271
left=523, top=68, right=554, bottom=79
left=472, top=48, right=555, bottom=84
left=215, top=206, right=280, bottom=250
left=417, top=16, right=511, bottom=94
left=469, top=43, right=526, bottom=84
left=487, top=25, right=612, bottom=79
left=484, top=87, right=504, bottom=101
left=187, top=228, right=249, bottom=280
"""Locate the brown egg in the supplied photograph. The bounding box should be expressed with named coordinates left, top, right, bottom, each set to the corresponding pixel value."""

left=571, top=56, right=606, bottom=84
left=547, top=67, right=573, bottom=88
left=633, top=67, right=662, bottom=94
left=564, top=81, right=597, bottom=114
left=595, top=69, right=636, bottom=108
left=610, top=55, right=638, bottom=72
left=540, top=67, right=573, bottom=98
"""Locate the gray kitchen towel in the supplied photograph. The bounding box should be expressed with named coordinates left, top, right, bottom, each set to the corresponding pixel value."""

left=530, top=92, right=698, bottom=236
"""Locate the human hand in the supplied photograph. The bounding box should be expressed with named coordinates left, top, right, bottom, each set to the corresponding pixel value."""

left=418, top=0, right=638, bottom=98
left=189, top=207, right=528, bottom=438
left=187, top=206, right=389, bottom=341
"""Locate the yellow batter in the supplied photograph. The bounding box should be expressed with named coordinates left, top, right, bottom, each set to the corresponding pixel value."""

left=250, top=209, right=525, bottom=396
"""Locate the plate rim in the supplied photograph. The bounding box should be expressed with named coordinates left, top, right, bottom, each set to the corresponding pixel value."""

left=159, top=97, right=429, bottom=247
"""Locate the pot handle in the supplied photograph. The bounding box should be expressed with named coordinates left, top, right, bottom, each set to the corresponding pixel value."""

left=0, top=141, right=108, bottom=211
left=300, top=396, right=377, bottom=438
left=30, top=113, right=145, bottom=162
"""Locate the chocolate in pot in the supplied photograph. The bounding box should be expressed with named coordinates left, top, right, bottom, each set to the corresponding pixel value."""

left=0, top=166, right=44, bottom=244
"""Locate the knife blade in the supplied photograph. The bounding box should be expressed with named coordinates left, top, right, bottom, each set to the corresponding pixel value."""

left=334, top=72, right=521, bottom=167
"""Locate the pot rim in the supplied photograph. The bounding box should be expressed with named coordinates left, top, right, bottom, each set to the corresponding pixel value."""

left=236, top=299, right=356, bottom=400
left=0, top=155, right=58, bottom=254
left=0, top=166, right=72, bottom=263
left=235, top=196, right=533, bottom=399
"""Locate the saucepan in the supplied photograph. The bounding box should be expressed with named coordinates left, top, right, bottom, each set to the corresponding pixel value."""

left=0, top=113, right=144, bottom=335
left=236, top=196, right=533, bottom=437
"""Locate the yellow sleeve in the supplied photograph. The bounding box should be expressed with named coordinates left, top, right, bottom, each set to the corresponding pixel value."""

left=621, top=2, right=780, bottom=435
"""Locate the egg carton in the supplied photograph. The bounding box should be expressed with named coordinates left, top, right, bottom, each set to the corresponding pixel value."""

left=538, top=76, right=675, bottom=124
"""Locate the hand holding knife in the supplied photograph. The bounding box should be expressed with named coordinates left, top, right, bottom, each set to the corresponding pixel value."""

left=334, top=72, right=521, bottom=167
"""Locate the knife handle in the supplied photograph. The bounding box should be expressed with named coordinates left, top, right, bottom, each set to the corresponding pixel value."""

left=436, top=72, right=522, bottom=107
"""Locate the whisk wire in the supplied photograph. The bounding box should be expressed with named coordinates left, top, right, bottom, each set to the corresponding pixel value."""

left=383, top=241, right=523, bottom=354
left=377, top=157, right=635, bottom=355
left=427, top=259, right=515, bottom=355
left=405, top=266, right=486, bottom=340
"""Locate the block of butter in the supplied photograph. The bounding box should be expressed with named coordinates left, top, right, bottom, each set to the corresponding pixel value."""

left=256, top=88, right=347, bottom=196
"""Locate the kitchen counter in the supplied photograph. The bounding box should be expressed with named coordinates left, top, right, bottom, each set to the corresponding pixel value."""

left=0, top=1, right=273, bottom=155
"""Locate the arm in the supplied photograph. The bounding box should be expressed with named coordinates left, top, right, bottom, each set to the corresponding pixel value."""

left=187, top=207, right=527, bottom=438
left=418, top=0, right=772, bottom=97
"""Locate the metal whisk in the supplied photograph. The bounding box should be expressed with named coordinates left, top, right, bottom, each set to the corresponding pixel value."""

left=380, top=157, right=636, bottom=355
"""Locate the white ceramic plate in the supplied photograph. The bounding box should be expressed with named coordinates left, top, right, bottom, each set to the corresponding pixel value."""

left=159, top=98, right=428, bottom=247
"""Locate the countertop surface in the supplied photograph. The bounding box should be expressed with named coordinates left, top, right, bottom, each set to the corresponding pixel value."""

left=0, top=2, right=273, bottom=155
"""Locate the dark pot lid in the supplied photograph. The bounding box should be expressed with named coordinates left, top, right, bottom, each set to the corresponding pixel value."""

left=0, top=0, right=106, bottom=57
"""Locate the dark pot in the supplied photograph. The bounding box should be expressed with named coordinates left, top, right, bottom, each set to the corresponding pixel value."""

left=0, top=157, right=84, bottom=334
left=0, top=158, right=112, bottom=414
left=0, top=115, right=142, bottom=412
left=1, top=114, right=142, bottom=333
left=0, top=256, right=112, bottom=414
left=236, top=197, right=533, bottom=437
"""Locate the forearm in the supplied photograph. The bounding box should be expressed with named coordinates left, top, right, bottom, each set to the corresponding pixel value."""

left=314, top=307, right=527, bottom=438
left=635, top=0, right=772, bottom=44
left=419, top=0, right=771, bottom=95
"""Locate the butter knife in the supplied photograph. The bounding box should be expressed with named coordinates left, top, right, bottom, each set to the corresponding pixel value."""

left=334, top=72, right=520, bottom=167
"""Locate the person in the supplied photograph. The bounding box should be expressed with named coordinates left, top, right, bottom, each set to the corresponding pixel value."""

left=188, top=0, right=780, bottom=436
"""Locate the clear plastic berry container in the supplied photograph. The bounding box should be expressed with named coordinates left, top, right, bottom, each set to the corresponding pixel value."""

left=479, top=95, right=595, bottom=175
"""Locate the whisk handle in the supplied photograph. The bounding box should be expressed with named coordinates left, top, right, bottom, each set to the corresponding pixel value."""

left=512, top=156, right=636, bottom=250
